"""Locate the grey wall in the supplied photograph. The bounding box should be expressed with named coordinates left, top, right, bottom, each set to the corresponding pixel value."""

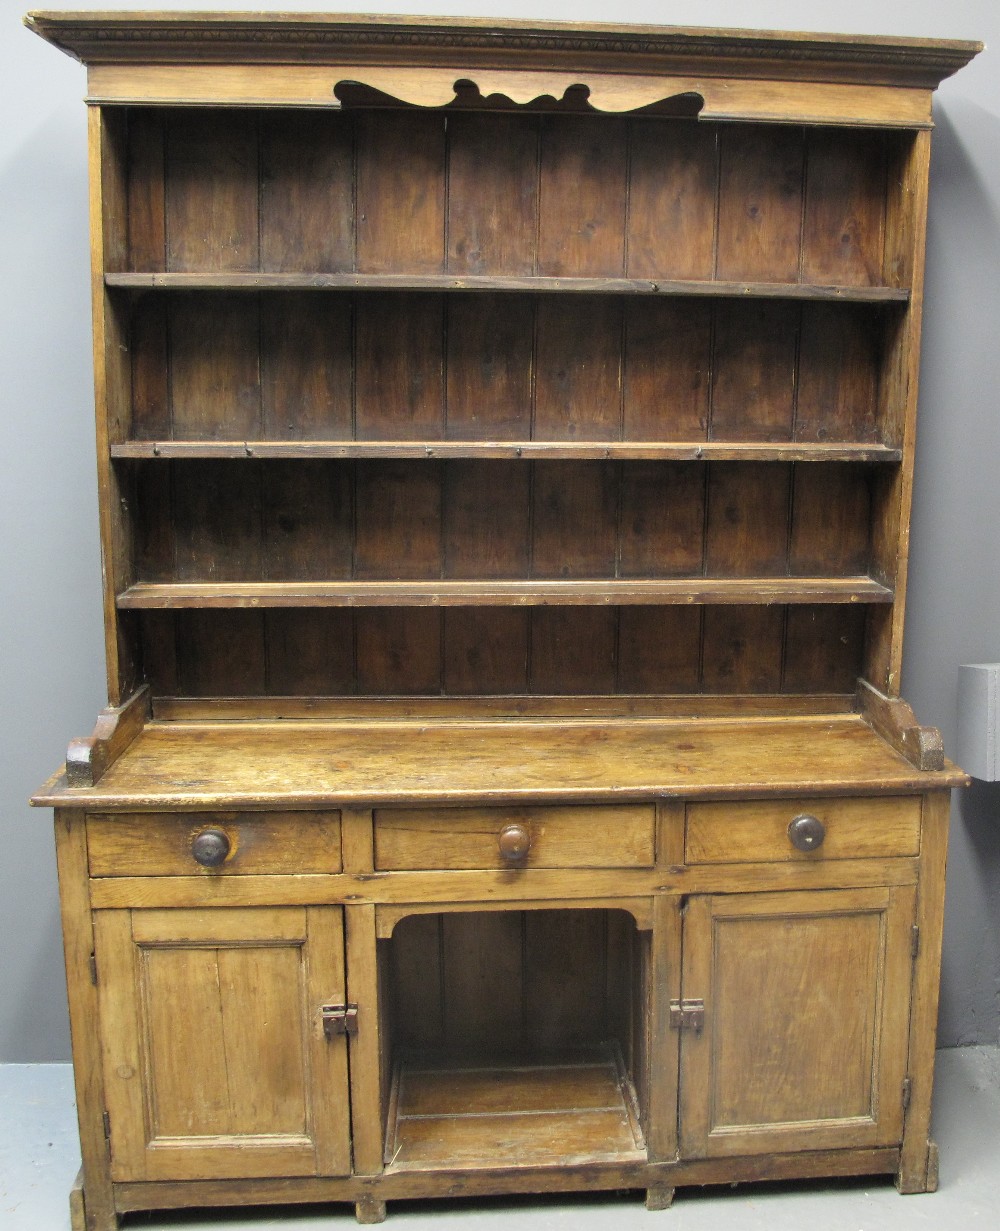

left=1, top=0, right=997, bottom=1062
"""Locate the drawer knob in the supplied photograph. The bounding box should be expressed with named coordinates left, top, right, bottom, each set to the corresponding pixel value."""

left=191, top=828, right=231, bottom=868
left=788, top=814, right=826, bottom=852
left=498, top=823, right=531, bottom=864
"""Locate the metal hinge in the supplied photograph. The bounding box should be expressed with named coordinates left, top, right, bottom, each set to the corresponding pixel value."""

left=102, top=1110, right=111, bottom=1141
left=902, top=1076, right=913, bottom=1112
left=669, top=998, right=705, bottom=1033
left=911, top=926, right=921, bottom=960
left=321, top=1003, right=359, bottom=1040
left=89, top=954, right=98, bottom=986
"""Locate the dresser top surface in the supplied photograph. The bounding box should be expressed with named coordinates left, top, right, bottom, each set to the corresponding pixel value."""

left=34, top=714, right=966, bottom=810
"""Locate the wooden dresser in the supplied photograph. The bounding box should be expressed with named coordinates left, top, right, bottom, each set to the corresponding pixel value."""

left=26, top=12, right=980, bottom=1229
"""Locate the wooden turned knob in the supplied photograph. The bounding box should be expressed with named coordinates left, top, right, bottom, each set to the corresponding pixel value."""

left=191, top=828, right=231, bottom=867
left=787, top=814, right=826, bottom=853
left=498, top=823, right=531, bottom=863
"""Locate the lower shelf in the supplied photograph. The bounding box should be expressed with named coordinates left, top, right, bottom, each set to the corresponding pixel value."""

left=385, top=1043, right=646, bottom=1172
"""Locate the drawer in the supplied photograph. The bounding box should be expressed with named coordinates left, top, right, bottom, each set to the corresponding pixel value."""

left=685, top=796, right=921, bottom=865
left=374, top=805, right=655, bottom=871
left=87, top=811, right=342, bottom=877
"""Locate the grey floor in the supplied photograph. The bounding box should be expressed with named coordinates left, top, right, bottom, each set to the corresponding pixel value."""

left=3, top=1048, right=999, bottom=1230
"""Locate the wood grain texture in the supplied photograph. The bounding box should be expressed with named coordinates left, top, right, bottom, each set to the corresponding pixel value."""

left=679, top=886, right=914, bottom=1158
left=53, top=814, right=118, bottom=1231
left=87, top=810, right=342, bottom=877
left=898, top=792, right=950, bottom=1192
left=95, top=905, right=351, bottom=1181
left=357, top=112, right=445, bottom=274
left=685, top=796, right=921, bottom=864
left=33, top=14, right=974, bottom=1218
left=373, top=804, right=654, bottom=870
left=35, top=715, right=965, bottom=810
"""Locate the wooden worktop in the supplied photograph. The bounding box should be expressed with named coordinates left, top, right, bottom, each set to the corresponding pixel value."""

left=34, top=714, right=966, bottom=810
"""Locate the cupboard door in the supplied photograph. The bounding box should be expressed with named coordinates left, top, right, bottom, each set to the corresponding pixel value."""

left=94, top=906, right=351, bottom=1181
left=678, top=886, right=915, bottom=1158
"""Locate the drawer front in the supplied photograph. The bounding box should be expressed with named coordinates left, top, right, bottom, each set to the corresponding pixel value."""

left=685, top=796, right=921, bottom=865
left=87, top=811, right=342, bottom=877
left=374, top=805, right=656, bottom=870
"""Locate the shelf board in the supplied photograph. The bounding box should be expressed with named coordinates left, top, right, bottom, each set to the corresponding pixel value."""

left=110, top=440, right=903, bottom=463
left=117, top=577, right=894, bottom=609
left=385, top=1044, right=645, bottom=1172
left=105, top=271, right=910, bottom=303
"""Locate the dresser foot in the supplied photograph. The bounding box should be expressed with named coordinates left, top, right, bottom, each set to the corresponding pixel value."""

left=897, top=1138, right=940, bottom=1194
left=645, top=1185, right=675, bottom=1210
left=69, top=1169, right=119, bottom=1231
left=356, top=1195, right=388, bottom=1223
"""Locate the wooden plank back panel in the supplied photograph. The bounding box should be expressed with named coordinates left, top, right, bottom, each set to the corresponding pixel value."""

left=133, top=460, right=875, bottom=587
left=126, top=109, right=166, bottom=271
left=524, top=910, right=610, bottom=1050
left=127, top=292, right=887, bottom=446
left=259, top=110, right=354, bottom=273
left=445, top=295, right=534, bottom=439
left=442, top=911, right=524, bottom=1053
left=796, top=304, right=881, bottom=443
left=138, top=601, right=866, bottom=699
left=627, top=120, right=718, bottom=279
left=355, top=608, right=442, bottom=695
left=619, top=462, right=706, bottom=578
left=164, top=111, right=259, bottom=272
left=355, top=460, right=443, bottom=580
left=701, top=606, right=785, bottom=693
left=265, top=608, right=355, bottom=696
left=260, top=295, right=354, bottom=440
left=783, top=605, right=868, bottom=693
left=447, top=113, right=539, bottom=275
left=129, top=295, right=170, bottom=439
left=168, top=294, right=260, bottom=440
left=443, top=609, right=529, bottom=695
left=802, top=130, right=886, bottom=286
left=388, top=909, right=636, bottom=1056
left=174, top=608, right=267, bottom=697
left=261, top=460, right=353, bottom=581
left=356, top=111, right=446, bottom=274
left=716, top=125, right=804, bottom=282
left=788, top=465, right=872, bottom=576
left=171, top=460, right=262, bottom=581
left=705, top=463, right=791, bottom=576
left=530, top=608, right=618, bottom=694
left=531, top=462, right=617, bottom=578
left=123, top=108, right=899, bottom=293
left=390, top=914, right=444, bottom=1051
left=623, top=299, right=710, bottom=441
left=618, top=607, right=702, bottom=694
left=444, top=461, right=530, bottom=579
left=537, top=116, right=628, bottom=277
left=355, top=295, right=446, bottom=439
left=534, top=298, right=623, bottom=440
left=711, top=303, right=797, bottom=441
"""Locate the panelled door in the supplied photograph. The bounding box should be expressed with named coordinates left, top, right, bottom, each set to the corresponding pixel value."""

left=678, top=886, right=916, bottom=1158
left=93, top=905, right=352, bottom=1181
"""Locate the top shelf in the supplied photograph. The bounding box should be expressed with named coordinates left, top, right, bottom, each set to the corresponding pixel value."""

left=105, top=272, right=910, bottom=304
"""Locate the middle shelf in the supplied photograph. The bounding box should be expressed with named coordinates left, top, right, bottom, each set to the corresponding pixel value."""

left=111, top=441, right=903, bottom=463
left=117, top=576, right=893, bottom=609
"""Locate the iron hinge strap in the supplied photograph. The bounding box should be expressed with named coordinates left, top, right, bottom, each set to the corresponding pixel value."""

left=102, top=1110, right=111, bottom=1140
left=902, top=1076, right=913, bottom=1112
left=322, top=1003, right=359, bottom=1039
left=89, top=954, right=98, bottom=986
left=669, top=998, right=705, bottom=1033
